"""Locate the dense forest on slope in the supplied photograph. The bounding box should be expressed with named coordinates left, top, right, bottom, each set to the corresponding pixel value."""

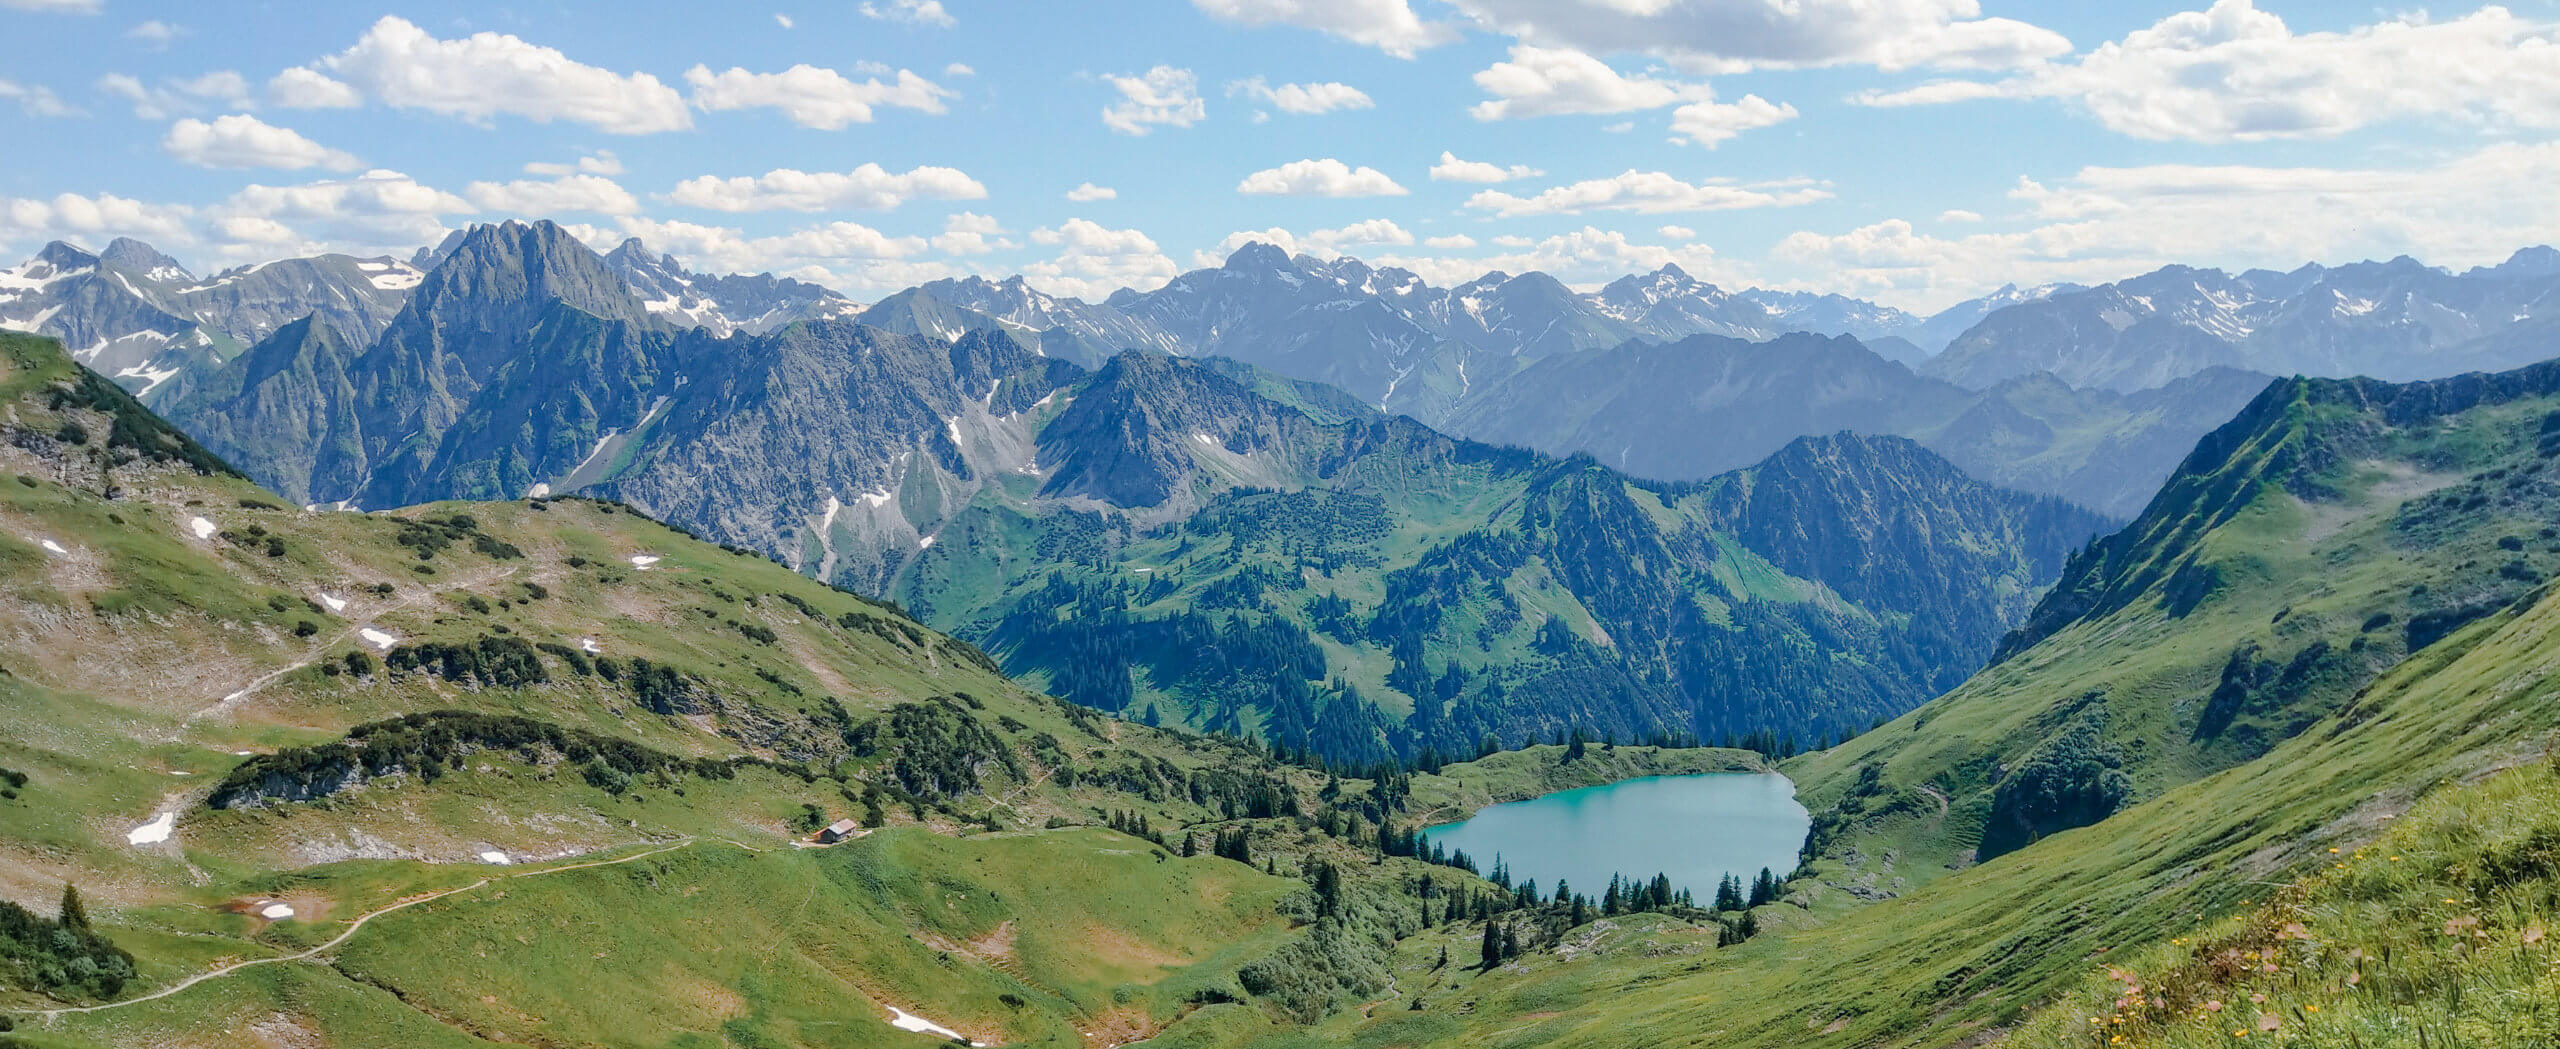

left=896, top=351, right=2108, bottom=766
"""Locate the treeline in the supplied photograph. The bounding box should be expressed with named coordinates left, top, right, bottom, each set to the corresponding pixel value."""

left=209, top=710, right=742, bottom=808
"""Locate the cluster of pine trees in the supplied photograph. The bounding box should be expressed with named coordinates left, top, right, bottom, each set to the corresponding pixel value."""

left=0, top=886, right=136, bottom=1000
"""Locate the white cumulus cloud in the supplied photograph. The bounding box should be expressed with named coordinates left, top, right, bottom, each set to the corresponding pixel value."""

left=1443, top=0, right=2069, bottom=73
left=1772, top=143, right=2560, bottom=310
left=1469, top=46, right=1701, bottom=119
left=1065, top=182, right=1118, bottom=202
left=859, top=0, right=955, bottom=27
left=666, top=164, right=988, bottom=212
left=1428, top=151, right=1542, bottom=183
left=1856, top=0, right=2560, bottom=143
left=1021, top=218, right=1178, bottom=300
left=1101, top=66, right=1206, bottom=135
left=1237, top=158, right=1408, bottom=197
left=685, top=63, right=955, bottom=128
left=1465, top=171, right=1829, bottom=217
left=0, top=79, right=76, bottom=118
left=466, top=174, right=639, bottom=216
left=163, top=114, right=359, bottom=171
left=1189, top=0, right=1460, bottom=58
left=1229, top=77, right=1375, bottom=115
left=1669, top=95, right=1797, bottom=147
left=267, top=66, right=361, bottom=109
left=297, top=16, right=691, bottom=134
left=100, top=70, right=250, bottom=119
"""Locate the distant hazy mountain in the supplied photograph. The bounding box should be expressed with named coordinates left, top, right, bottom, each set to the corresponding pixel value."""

left=0, top=237, right=417, bottom=400
left=1442, top=331, right=2272, bottom=518
left=1924, top=251, right=2560, bottom=391
left=600, top=237, right=859, bottom=336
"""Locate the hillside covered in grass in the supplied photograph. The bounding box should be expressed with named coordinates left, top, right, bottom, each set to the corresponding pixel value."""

left=2, top=330, right=1759, bottom=1047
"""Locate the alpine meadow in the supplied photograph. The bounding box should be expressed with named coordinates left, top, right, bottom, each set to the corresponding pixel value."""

left=4, top=2, right=2560, bottom=1048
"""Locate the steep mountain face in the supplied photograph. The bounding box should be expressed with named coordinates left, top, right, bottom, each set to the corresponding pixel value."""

left=601, top=237, right=858, bottom=335
left=895, top=352, right=2110, bottom=766
left=1926, top=251, right=2560, bottom=391
left=160, top=222, right=1085, bottom=584
left=0, top=238, right=418, bottom=402
left=1442, top=331, right=2273, bottom=517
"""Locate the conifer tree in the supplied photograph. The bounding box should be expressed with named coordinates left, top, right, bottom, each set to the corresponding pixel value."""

left=59, top=883, right=87, bottom=930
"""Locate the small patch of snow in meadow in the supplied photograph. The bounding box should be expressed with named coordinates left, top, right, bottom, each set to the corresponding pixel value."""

left=126, top=811, right=175, bottom=845
left=359, top=628, right=398, bottom=650
left=886, top=1007, right=978, bottom=1046
left=630, top=554, right=661, bottom=569
left=479, top=850, right=512, bottom=865
left=316, top=592, right=347, bottom=612
left=259, top=903, right=294, bottom=919
left=188, top=516, right=216, bottom=539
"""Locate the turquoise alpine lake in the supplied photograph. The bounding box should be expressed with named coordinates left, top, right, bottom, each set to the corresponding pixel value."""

left=1420, top=773, right=1810, bottom=900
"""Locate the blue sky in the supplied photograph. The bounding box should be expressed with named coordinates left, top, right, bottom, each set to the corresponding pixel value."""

left=4, top=0, right=2557, bottom=311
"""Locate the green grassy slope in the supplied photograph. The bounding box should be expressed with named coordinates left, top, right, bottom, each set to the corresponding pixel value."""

left=1145, top=524, right=2560, bottom=1049
left=0, top=332, right=1505, bottom=1048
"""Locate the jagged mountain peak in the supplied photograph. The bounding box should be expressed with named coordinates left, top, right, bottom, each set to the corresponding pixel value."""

left=1222, top=241, right=1296, bottom=272
left=32, top=240, right=98, bottom=273
left=99, top=237, right=191, bottom=283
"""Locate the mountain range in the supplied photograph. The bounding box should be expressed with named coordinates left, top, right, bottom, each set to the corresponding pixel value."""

left=11, top=289, right=2560, bottom=1049
left=135, top=220, right=2110, bottom=767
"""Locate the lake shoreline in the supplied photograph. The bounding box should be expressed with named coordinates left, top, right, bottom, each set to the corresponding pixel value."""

left=1403, top=744, right=1772, bottom=827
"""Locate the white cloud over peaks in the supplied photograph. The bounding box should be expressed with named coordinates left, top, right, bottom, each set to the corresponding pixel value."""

left=583, top=215, right=946, bottom=292
left=1195, top=218, right=1417, bottom=266
left=466, top=175, right=640, bottom=216
left=217, top=169, right=473, bottom=253
left=1938, top=209, right=1982, bottom=223
left=266, top=67, right=360, bottom=108
left=1229, top=77, right=1375, bottom=115
left=1, top=193, right=190, bottom=246
left=666, top=164, right=988, bottom=212
left=1236, top=158, right=1408, bottom=197
left=1371, top=226, right=1749, bottom=289
left=860, top=0, right=955, bottom=27
left=1856, top=1, right=2560, bottom=143
left=300, top=16, right=690, bottom=134
left=1021, top=218, right=1178, bottom=300
left=1658, top=225, right=1696, bottom=239
left=1469, top=46, right=1700, bottom=119
left=1772, top=143, right=2560, bottom=310
left=1101, top=66, right=1206, bottom=135
left=684, top=63, right=955, bottom=128
left=945, top=63, right=975, bottom=77
left=1190, top=0, right=1460, bottom=58
left=933, top=212, right=1015, bottom=255
left=1425, top=234, right=1477, bottom=250
left=1444, top=0, right=2068, bottom=73
left=1465, top=170, right=1828, bottom=217
left=773, top=13, right=793, bottom=29
left=1428, top=151, right=1542, bottom=183
left=1065, top=182, right=1118, bottom=202
left=164, top=114, right=359, bottom=171
left=0, top=79, right=76, bottom=118
left=99, top=70, right=250, bottom=119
